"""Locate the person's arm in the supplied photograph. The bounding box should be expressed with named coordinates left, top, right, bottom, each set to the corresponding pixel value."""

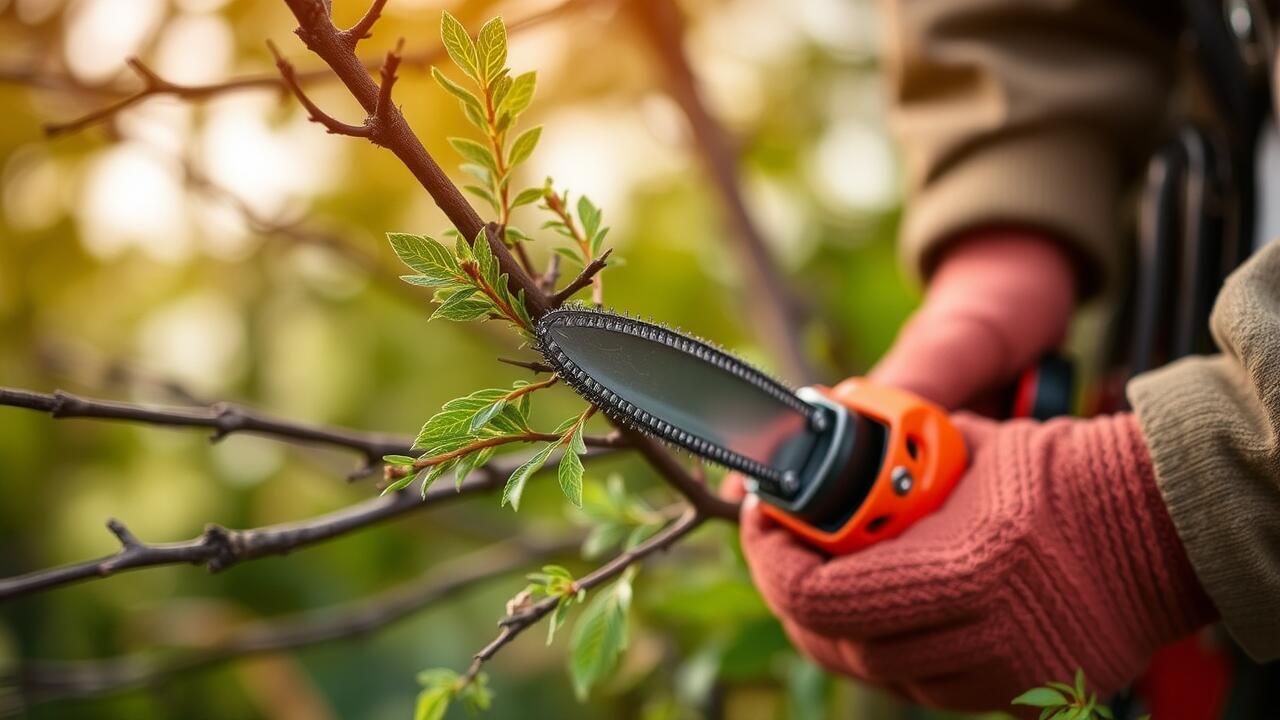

left=1129, top=239, right=1280, bottom=660
left=873, top=0, right=1180, bottom=408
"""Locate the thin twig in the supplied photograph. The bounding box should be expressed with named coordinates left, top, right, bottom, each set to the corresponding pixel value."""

left=5, top=537, right=576, bottom=709
left=269, top=39, right=373, bottom=137
left=340, top=0, right=389, bottom=48
left=0, top=387, right=412, bottom=477
left=550, top=248, right=612, bottom=306
left=462, top=509, right=703, bottom=684
left=5, top=0, right=601, bottom=138
left=385, top=429, right=624, bottom=481
left=0, top=448, right=616, bottom=601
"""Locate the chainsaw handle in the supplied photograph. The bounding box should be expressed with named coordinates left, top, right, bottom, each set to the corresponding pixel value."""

left=758, top=380, right=967, bottom=555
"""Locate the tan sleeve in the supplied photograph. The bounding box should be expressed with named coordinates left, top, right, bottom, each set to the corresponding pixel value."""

left=880, top=0, right=1179, bottom=292
left=1128, top=240, right=1280, bottom=660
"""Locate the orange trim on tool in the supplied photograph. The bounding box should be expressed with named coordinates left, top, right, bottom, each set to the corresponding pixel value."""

left=759, top=379, right=968, bottom=554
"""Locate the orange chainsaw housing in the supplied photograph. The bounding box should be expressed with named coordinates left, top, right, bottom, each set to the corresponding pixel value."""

left=759, top=379, right=968, bottom=554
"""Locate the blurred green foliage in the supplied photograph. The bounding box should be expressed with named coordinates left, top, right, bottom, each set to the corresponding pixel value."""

left=0, top=0, right=946, bottom=717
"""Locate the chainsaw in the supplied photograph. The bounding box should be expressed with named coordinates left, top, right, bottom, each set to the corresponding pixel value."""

left=531, top=306, right=994, bottom=554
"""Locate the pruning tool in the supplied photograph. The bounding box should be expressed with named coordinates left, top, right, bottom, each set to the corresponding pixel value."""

left=533, top=307, right=972, bottom=554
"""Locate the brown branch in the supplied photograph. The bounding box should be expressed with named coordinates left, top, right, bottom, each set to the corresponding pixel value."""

left=0, top=446, right=620, bottom=602
left=0, top=387, right=412, bottom=477
left=340, top=0, right=389, bottom=48
left=268, top=40, right=373, bottom=138
left=5, top=538, right=575, bottom=709
left=627, top=0, right=816, bottom=383
left=550, top=248, right=612, bottom=306
left=462, top=508, right=703, bottom=684
left=8, top=0, right=599, bottom=138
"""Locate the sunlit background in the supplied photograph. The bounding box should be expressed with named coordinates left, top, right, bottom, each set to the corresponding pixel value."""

left=0, top=0, right=945, bottom=717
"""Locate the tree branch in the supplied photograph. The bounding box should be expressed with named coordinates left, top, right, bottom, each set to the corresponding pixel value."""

left=339, top=0, right=388, bottom=48
left=2, top=0, right=599, bottom=138
left=462, top=509, right=703, bottom=684
left=4, top=538, right=575, bottom=709
left=627, top=0, right=816, bottom=383
left=0, top=387, right=413, bottom=477
left=0, top=447, right=619, bottom=601
left=550, top=248, right=612, bottom=307
left=269, top=39, right=373, bottom=138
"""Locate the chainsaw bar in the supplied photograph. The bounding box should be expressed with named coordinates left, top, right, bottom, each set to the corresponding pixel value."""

left=534, top=307, right=829, bottom=494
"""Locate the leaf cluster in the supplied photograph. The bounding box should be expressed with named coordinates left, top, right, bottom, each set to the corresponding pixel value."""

left=435, top=12, right=542, bottom=230
left=415, top=669, right=492, bottom=720
left=500, top=407, right=591, bottom=511
left=576, top=474, right=665, bottom=559
left=1011, top=669, right=1143, bottom=720
left=389, top=230, right=533, bottom=336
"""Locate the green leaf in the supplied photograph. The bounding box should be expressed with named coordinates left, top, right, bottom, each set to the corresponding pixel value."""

left=1074, top=668, right=1086, bottom=700
left=1046, top=682, right=1075, bottom=696
left=491, top=74, right=513, bottom=110
left=454, top=447, right=494, bottom=490
left=577, top=195, right=601, bottom=240
left=582, top=522, right=627, bottom=559
left=558, top=449, right=584, bottom=507
left=440, top=11, right=479, bottom=81
left=400, top=274, right=456, bottom=288
left=548, top=596, right=574, bottom=645
left=462, top=102, right=487, bottom=130
left=511, top=186, right=545, bottom=209
left=420, top=458, right=457, bottom=498
left=414, top=686, right=452, bottom=720
left=1095, top=706, right=1115, bottom=719
left=460, top=163, right=490, bottom=185
left=590, top=225, right=610, bottom=255
left=476, top=16, right=507, bottom=82
left=430, top=287, right=491, bottom=322
left=415, top=388, right=508, bottom=447
left=505, top=225, right=534, bottom=243
left=449, top=137, right=498, bottom=174
left=470, top=398, right=507, bottom=433
left=503, top=71, right=536, bottom=118
left=464, top=184, right=499, bottom=212
left=472, top=228, right=500, bottom=286
left=508, top=126, right=542, bottom=166
left=502, top=443, right=556, bottom=510
left=382, top=454, right=416, bottom=466
left=1011, top=687, right=1069, bottom=708
left=381, top=470, right=417, bottom=495
left=568, top=424, right=587, bottom=454
left=459, top=672, right=493, bottom=713
left=387, top=232, right=459, bottom=281
left=431, top=66, right=484, bottom=117
left=569, top=575, right=632, bottom=700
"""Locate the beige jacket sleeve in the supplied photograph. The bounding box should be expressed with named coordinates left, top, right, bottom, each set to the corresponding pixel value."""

left=881, top=0, right=1178, bottom=292
left=1129, top=241, right=1280, bottom=661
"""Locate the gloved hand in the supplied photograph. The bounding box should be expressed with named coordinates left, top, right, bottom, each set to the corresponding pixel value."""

left=731, top=410, right=1215, bottom=712
left=870, top=230, right=1076, bottom=410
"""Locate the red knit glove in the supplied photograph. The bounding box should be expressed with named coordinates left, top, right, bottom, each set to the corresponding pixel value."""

left=871, top=230, right=1076, bottom=410
left=734, top=413, right=1215, bottom=712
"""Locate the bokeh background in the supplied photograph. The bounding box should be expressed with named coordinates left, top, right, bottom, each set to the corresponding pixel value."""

left=0, top=0, right=977, bottom=717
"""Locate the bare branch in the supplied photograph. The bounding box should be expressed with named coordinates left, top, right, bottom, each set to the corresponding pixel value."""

left=462, top=509, right=703, bottom=684
left=268, top=39, right=372, bottom=137
left=0, top=447, right=620, bottom=601
left=5, top=538, right=575, bottom=708
left=340, top=0, right=389, bottom=48
left=0, top=387, right=413, bottom=474
left=628, top=0, right=816, bottom=382
left=1, top=0, right=603, bottom=139
left=550, top=248, right=612, bottom=306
